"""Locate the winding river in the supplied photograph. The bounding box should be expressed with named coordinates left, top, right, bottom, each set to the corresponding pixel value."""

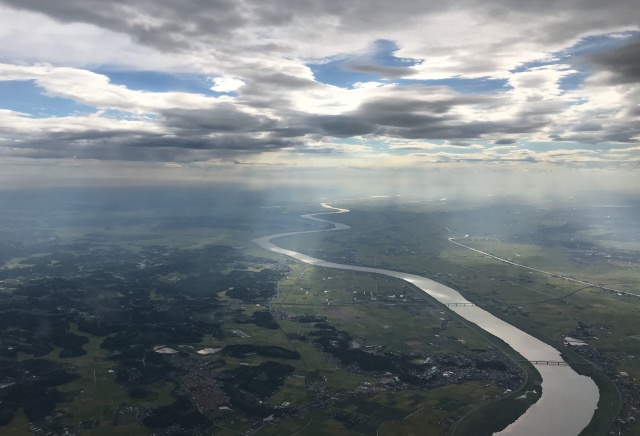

left=253, top=204, right=599, bottom=435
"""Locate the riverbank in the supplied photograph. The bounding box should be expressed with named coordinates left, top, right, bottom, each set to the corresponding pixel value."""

left=253, top=204, right=600, bottom=435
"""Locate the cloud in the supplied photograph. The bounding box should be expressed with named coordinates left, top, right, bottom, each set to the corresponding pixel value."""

left=387, top=141, right=442, bottom=151
left=0, top=5, right=196, bottom=71
left=571, top=122, right=603, bottom=132
left=3, top=0, right=637, bottom=77
left=0, top=63, right=217, bottom=113
left=494, top=139, right=516, bottom=145
left=589, top=35, right=640, bottom=84
left=0, top=0, right=639, bottom=169
left=345, top=63, right=418, bottom=78
left=0, top=58, right=632, bottom=164
left=210, top=76, right=245, bottom=93
left=159, top=105, right=277, bottom=133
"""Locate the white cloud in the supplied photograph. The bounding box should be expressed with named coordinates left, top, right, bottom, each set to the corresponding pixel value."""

left=351, top=81, right=389, bottom=89
left=210, top=76, right=245, bottom=93
left=0, top=1, right=638, bottom=168
left=0, top=6, right=197, bottom=71
left=0, top=109, right=161, bottom=135
left=507, top=65, right=578, bottom=102
left=0, top=63, right=219, bottom=114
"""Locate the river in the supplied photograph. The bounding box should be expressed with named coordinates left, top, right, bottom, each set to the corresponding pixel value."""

left=252, top=204, right=599, bottom=435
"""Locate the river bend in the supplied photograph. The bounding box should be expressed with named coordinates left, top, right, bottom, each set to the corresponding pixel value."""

left=253, top=204, right=599, bottom=435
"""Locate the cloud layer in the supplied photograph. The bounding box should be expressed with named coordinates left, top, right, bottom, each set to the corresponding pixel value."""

left=0, top=0, right=638, bottom=167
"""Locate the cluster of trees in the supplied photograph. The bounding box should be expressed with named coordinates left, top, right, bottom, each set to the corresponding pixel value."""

left=111, top=348, right=176, bottom=387
left=296, top=315, right=327, bottom=323
left=0, top=308, right=89, bottom=358
left=310, top=323, right=423, bottom=384
left=0, top=359, right=79, bottom=425
left=224, top=269, right=286, bottom=302
left=222, top=344, right=300, bottom=359
left=0, top=235, right=294, bottom=429
left=143, top=398, right=210, bottom=429
left=100, top=320, right=222, bottom=352
left=234, top=310, right=280, bottom=329
left=220, top=361, right=295, bottom=398
left=475, top=360, right=507, bottom=371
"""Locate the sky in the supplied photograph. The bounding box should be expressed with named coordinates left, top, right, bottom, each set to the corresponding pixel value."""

left=0, top=0, right=638, bottom=190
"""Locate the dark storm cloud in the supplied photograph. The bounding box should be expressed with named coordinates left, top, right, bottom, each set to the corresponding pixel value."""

left=355, top=96, right=457, bottom=128
left=287, top=89, right=560, bottom=142
left=355, top=87, right=497, bottom=116
left=252, top=73, right=319, bottom=89
left=0, top=0, right=433, bottom=54
left=494, top=139, right=516, bottom=145
left=281, top=92, right=483, bottom=141
left=381, top=122, right=497, bottom=140
left=345, top=63, right=418, bottom=78
left=601, top=130, right=640, bottom=143
left=292, top=83, right=568, bottom=142
left=552, top=127, right=640, bottom=144
left=472, top=0, right=640, bottom=45
left=0, top=0, right=248, bottom=51
left=589, top=36, right=640, bottom=84
left=4, top=0, right=637, bottom=55
left=0, top=67, right=574, bottom=162
left=571, top=122, right=603, bottom=132
left=216, top=80, right=536, bottom=145
left=5, top=134, right=300, bottom=162
left=307, top=115, right=379, bottom=137
left=232, top=74, right=321, bottom=109
left=446, top=140, right=474, bottom=147
left=1, top=0, right=639, bottom=168
left=340, top=92, right=527, bottom=140
left=4, top=117, right=302, bottom=162
left=160, top=105, right=278, bottom=133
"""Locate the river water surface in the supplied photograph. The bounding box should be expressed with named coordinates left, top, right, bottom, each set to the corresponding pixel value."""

left=253, top=204, right=599, bottom=435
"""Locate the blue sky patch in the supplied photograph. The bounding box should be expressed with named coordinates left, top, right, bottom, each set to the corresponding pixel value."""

left=97, top=69, right=219, bottom=96
left=309, top=39, right=509, bottom=94
left=309, top=58, right=383, bottom=88
left=0, top=80, right=94, bottom=118
left=507, top=32, right=639, bottom=94
left=560, top=32, right=639, bottom=58
left=310, top=33, right=639, bottom=97
left=308, top=39, right=420, bottom=88
left=512, top=31, right=639, bottom=74
left=417, top=77, right=509, bottom=94
left=368, top=39, right=419, bottom=67
left=558, top=70, right=588, bottom=92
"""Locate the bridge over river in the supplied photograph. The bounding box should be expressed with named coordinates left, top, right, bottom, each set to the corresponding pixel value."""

left=518, top=360, right=590, bottom=366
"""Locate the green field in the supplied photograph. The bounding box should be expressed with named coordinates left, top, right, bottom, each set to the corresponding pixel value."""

left=1, top=194, right=638, bottom=435
left=271, top=199, right=640, bottom=435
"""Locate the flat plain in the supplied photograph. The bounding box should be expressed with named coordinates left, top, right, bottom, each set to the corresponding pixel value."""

left=0, top=189, right=638, bottom=435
